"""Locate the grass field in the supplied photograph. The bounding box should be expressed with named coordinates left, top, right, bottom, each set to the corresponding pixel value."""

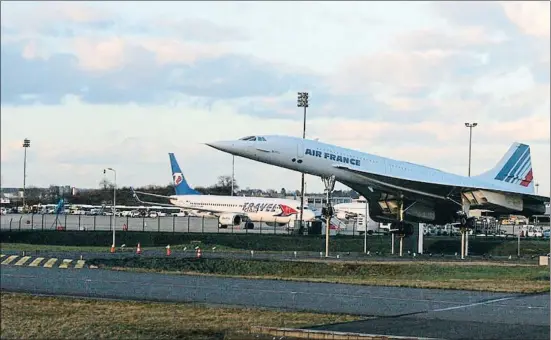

left=88, top=257, right=550, bottom=293
left=2, top=230, right=549, bottom=256
left=0, top=242, right=244, bottom=253
left=0, top=292, right=360, bottom=340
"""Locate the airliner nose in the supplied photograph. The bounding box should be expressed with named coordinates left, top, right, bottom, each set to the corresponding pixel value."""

left=305, top=210, right=316, bottom=221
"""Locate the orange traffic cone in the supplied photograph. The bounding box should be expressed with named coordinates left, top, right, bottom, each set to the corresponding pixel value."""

left=110, top=244, right=115, bottom=253
left=166, top=245, right=171, bottom=256
left=196, top=248, right=202, bottom=258
left=136, top=243, right=142, bottom=254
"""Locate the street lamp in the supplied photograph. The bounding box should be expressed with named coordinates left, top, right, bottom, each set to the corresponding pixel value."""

left=364, top=199, right=368, bottom=254
left=464, top=123, right=478, bottom=177
left=297, top=92, right=309, bottom=234
left=22, top=138, right=31, bottom=210
left=535, top=183, right=539, bottom=194
left=104, top=167, right=117, bottom=250
left=464, top=123, right=477, bottom=259
left=231, top=156, right=235, bottom=196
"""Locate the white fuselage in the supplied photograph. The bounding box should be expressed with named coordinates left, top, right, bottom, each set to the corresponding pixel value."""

left=207, top=135, right=536, bottom=197
left=169, top=194, right=316, bottom=224
left=333, top=200, right=381, bottom=232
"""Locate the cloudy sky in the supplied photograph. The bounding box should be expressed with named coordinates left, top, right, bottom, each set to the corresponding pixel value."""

left=1, top=1, right=549, bottom=195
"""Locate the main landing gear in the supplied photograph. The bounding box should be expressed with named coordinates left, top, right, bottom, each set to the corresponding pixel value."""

left=389, top=198, right=415, bottom=257
left=451, top=192, right=477, bottom=259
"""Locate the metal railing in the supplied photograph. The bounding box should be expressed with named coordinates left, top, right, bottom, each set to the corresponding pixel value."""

left=0, top=213, right=549, bottom=240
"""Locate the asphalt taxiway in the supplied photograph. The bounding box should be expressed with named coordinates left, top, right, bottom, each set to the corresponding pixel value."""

left=1, top=265, right=548, bottom=339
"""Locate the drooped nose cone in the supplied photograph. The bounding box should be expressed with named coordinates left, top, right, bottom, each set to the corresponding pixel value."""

left=205, top=141, right=236, bottom=154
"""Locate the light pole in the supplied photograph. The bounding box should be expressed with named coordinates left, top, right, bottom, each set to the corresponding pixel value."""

left=465, top=123, right=478, bottom=177
left=364, top=199, right=368, bottom=254
left=22, top=138, right=31, bottom=211
left=297, top=92, right=309, bottom=234
left=104, top=167, right=116, bottom=250
left=464, top=123, right=477, bottom=258
left=231, top=156, right=235, bottom=196
left=535, top=183, right=539, bottom=194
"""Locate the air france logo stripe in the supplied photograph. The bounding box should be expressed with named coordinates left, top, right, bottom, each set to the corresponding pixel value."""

left=512, top=161, right=532, bottom=184
left=505, top=148, right=530, bottom=182
left=495, top=144, right=528, bottom=181
left=515, top=156, right=531, bottom=179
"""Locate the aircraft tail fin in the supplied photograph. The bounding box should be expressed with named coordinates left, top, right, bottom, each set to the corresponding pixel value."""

left=169, top=153, right=201, bottom=196
left=474, top=142, right=534, bottom=192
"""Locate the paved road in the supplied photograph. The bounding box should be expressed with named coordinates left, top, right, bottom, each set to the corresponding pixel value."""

left=1, top=265, right=548, bottom=339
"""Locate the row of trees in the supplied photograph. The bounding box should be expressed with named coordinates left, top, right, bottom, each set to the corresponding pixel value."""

left=10, top=175, right=359, bottom=207
left=72, top=176, right=240, bottom=206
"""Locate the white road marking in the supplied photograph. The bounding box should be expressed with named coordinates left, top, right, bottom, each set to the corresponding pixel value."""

left=432, top=296, right=516, bottom=312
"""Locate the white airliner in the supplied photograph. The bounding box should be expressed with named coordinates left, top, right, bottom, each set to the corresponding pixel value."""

left=333, top=196, right=386, bottom=234
left=206, top=135, right=550, bottom=233
left=132, top=153, right=316, bottom=229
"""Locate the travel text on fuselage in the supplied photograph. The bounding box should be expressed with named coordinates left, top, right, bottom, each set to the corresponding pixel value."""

left=243, top=202, right=279, bottom=213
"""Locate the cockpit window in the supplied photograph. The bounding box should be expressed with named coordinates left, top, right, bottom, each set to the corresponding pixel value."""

left=239, top=136, right=256, bottom=141
left=238, top=136, right=267, bottom=141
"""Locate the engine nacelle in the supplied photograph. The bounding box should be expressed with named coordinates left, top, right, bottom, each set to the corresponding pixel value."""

left=265, top=222, right=287, bottom=227
left=219, top=213, right=242, bottom=226
left=336, top=211, right=348, bottom=220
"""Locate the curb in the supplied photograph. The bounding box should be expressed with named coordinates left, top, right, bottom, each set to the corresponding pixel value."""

left=249, top=326, right=443, bottom=340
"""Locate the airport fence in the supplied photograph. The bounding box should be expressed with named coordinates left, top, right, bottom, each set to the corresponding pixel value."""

left=0, top=214, right=352, bottom=236
left=0, top=213, right=548, bottom=240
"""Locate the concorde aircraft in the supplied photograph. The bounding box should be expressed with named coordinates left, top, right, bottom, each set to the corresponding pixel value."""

left=206, top=135, right=550, bottom=233
left=132, top=153, right=316, bottom=229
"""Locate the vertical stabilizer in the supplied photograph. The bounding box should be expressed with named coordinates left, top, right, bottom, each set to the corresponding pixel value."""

left=169, top=153, right=201, bottom=195
left=474, top=142, right=534, bottom=192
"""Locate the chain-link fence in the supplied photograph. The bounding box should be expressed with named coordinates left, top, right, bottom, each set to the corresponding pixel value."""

left=1, top=213, right=548, bottom=240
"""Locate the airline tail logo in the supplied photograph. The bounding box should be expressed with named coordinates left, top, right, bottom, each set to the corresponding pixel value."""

left=520, top=169, right=533, bottom=187
left=494, top=143, right=533, bottom=187
left=276, top=205, right=298, bottom=217
left=173, top=172, right=184, bottom=186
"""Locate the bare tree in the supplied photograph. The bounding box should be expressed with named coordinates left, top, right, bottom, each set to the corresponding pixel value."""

left=99, top=178, right=114, bottom=189
left=216, top=175, right=239, bottom=191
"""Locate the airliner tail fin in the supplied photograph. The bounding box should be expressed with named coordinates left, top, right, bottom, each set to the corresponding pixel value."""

left=169, top=153, right=201, bottom=195
left=474, top=143, right=534, bottom=192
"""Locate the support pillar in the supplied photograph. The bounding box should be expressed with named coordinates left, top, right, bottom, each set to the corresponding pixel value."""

left=322, top=175, right=336, bottom=257
left=403, top=222, right=421, bottom=254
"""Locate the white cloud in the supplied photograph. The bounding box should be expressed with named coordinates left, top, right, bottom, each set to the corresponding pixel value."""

left=501, top=1, right=550, bottom=38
